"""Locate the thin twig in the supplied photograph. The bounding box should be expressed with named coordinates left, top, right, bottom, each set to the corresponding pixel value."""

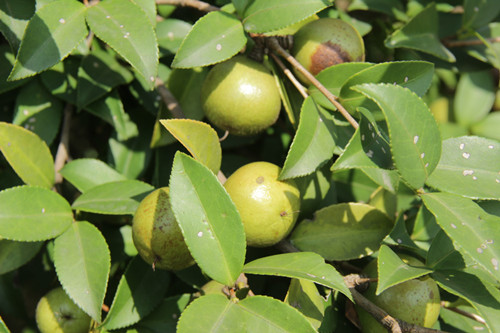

left=265, top=37, right=359, bottom=130
left=155, top=0, right=219, bottom=12
left=443, top=36, right=500, bottom=48
left=269, top=53, right=308, bottom=99
left=155, top=78, right=186, bottom=119
left=442, top=303, right=487, bottom=325
left=54, top=105, right=73, bottom=185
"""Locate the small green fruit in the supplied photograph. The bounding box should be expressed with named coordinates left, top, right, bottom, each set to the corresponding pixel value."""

left=132, top=187, right=194, bottom=271
left=35, top=287, right=91, bottom=333
left=201, top=55, right=281, bottom=136
left=292, top=18, right=365, bottom=84
left=356, top=256, right=441, bottom=333
left=224, top=162, right=301, bottom=247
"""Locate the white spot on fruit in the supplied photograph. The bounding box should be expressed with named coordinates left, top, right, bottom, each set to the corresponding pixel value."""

left=216, top=43, right=222, bottom=51
left=120, top=24, right=124, bottom=28
left=462, top=152, right=470, bottom=159
left=477, top=248, right=483, bottom=254
left=459, top=143, right=465, bottom=150
left=451, top=223, right=457, bottom=229
left=420, top=153, right=425, bottom=158
left=472, top=176, right=478, bottom=180
left=59, top=18, right=65, bottom=24
left=167, top=31, right=174, bottom=40
left=361, top=134, right=365, bottom=141
left=366, top=150, right=374, bottom=158
left=463, top=170, right=474, bottom=176
left=492, top=258, right=499, bottom=270
left=150, top=76, right=155, bottom=82
left=106, top=15, right=111, bottom=19
left=397, top=238, right=402, bottom=244
left=413, top=135, right=419, bottom=144
left=41, top=208, right=45, bottom=213
left=404, top=76, right=409, bottom=83
left=425, top=163, right=429, bottom=168
left=488, top=145, right=494, bottom=149
left=23, top=109, right=29, bottom=115
left=197, top=231, right=203, bottom=237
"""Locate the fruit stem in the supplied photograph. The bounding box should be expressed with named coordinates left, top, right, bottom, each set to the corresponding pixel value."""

left=155, top=0, right=219, bottom=12
left=269, top=52, right=308, bottom=99
left=54, top=104, right=73, bottom=187
left=443, top=36, right=500, bottom=48
left=266, top=37, right=359, bottom=130
left=155, top=78, right=186, bottom=119
left=441, top=303, right=486, bottom=325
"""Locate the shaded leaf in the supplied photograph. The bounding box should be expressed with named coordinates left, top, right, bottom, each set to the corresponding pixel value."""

left=242, top=0, right=330, bottom=33
left=102, top=255, right=170, bottom=330
left=426, top=230, right=465, bottom=271
left=0, top=186, right=72, bottom=241
left=0, top=122, right=54, bottom=188
left=0, top=45, right=29, bottom=94
left=177, top=294, right=316, bottom=333
left=426, top=136, right=500, bottom=200
left=54, top=221, right=110, bottom=322
left=0, top=1, right=35, bottom=51
left=423, top=192, right=500, bottom=283
left=134, top=294, right=191, bottom=332
left=290, top=203, right=393, bottom=260
left=72, top=180, right=154, bottom=215
left=167, top=67, right=208, bottom=120
left=385, top=3, right=455, bottom=62
left=161, top=119, right=221, bottom=174
left=285, top=279, right=325, bottom=330
left=463, top=0, right=500, bottom=30
left=170, top=152, right=245, bottom=286
left=243, top=252, right=351, bottom=300
left=353, top=83, right=441, bottom=190
left=471, top=111, right=500, bottom=141
left=86, top=0, right=158, bottom=89
left=383, top=214, right=426, bottom=258
left=0, top=240, right=43, bottom=274
left=348, top=0, right=405, bottom=18
left=59, top=158, right=127, bottom=193
left=280, top=97, right=337, bottom=180
left=8, top=0, right=87, bottom=80
left=172, top=11, right=245, bottom=68
left=39, top=56, right=79, bottom=104
left=156, top=19, right=192, bottom=55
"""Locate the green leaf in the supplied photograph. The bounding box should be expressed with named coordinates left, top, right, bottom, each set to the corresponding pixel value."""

left=243, top=252, right=351, bottom=300
left=102, top=255, right=170, bottom=330
left=383, top=214, right=426, bottom=258
left=385, top=3, right=455, bottom=62
left=290, top=203, right=393, bottom=260
left=339, top=61, right=434, bottom=115
left=426, top=230, right=465, bottom=271
left=8, top=0, right=87, bottom=80
left=85, top=91, right=138, bottom=141
left=167, top=67, right=208, bottom=120
left=432, top=270, right=500, bottom=333
left=170, top=152, right=245, bottom=286
left=177, top=294, right=317, bottom=333
left=108, top=129, right=152, bottom=180
left=40, top=56, right=79, bottom=104
left=0, top=45, right=30, bottom=94
left=60, top=158, right=128, bottom=193
left=156, top=19, right=192, bottom=55
left=348, top=0, right=405, bottom=18
left=423, top=192, right=500, bottom=283
left=72, top=180, right=153, bottom=215
left=241, top=0, right=330, bottom=33
left=12, top=79, right=63, bottom=146
left=352, top=83, right=441, bottom=190
left=285, top=279, right=325, bottom=330
left=467, top=22, right=500, bottom=70
left=463, top=0, right=500, bottom=30
left=86, top=0, right=158, bottom=89
left=425, top=136, right=500, bottom=200
left=0, top=186, right=72, bottom=241
left=0, top=240, right=43, bottom=274
left=54, top=221, right=111, bottom=322
left=0, top=316, right=8, bottom=333
left=454, top=70, right=495, bottom=127
left=131, top=0, right=156, bottom=27
left=172, top=11, right=246, bottom=68
left=280, top=97, right=337, bottom=180
left=160, top=119, right=222, bottom=174
left=133, top=294, right=191, bottom=332
left=0, top=122, right=54, bottom=189
left=77, top=49, right=134, bottom=109
left=0, top=1, right=34, bottom=52
left=471, top=111, right=500, bottom=141
left=376, top=245, right=432, bottom=295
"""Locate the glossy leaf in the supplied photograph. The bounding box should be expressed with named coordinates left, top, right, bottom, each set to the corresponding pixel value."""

left=102, top=256, right=170, bottom=330
left=243, top=252, right=351, bottom=300
left=160, top=119, right=221, bottom=174
left=8, top=0, right=87, bottom=80
left=156, top=19, right=192, bottom=55
left=426, top=230, right=465, bottom=271
left=77, top=49, right=134, bottom=109
left=280, top=97, right=337, bottom=180
left=172, top=11, right=245, bottom=68
left=86, top=0, right=158, bottom=89
left=0, top=122, right=54, bottom=188
left=454, top=70, right=495, bottom=127
left=463, top=0, right=500, bottom=30
left=423, top=192, right=500, bottom=282
left=59, top=158, right=127, bottom=193
left=241, top=0, right=330, bottom=33
left=12, top=79, right=63, bottom=145
left=432, top=270, right=500, bottom=333
left=290, top=203, right=393, bottom=260
left=85, top=91, right=138, bottom=141
left=177, top=294, right=317, bottom=333
left=385, top=3, right=455, bottom=62
left=426, top=136, right=500, bottom=200
left=285, top=279, right=325, bottom=330
left=0, top=186, right=72, bottom=241
left=376, top=245, right=432, bottom=295
left=72, top=180, right=154, bottom=215
left=170, top=152, right=245, bottom=286
left=54, top=221, right=111, bottom=322
left=339, top=61, right=434, bottom=115
left=132, top=0, right=156, bottom=27
left=0, top=316, right=7, bottom=333
left=0, top=240, right=43, bottom=274
left=353, top=83, right=441, bottom=190
left=0, top=1, right=34, bottom=51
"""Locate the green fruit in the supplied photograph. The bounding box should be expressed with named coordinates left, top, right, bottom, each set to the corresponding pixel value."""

left=132, top=187, right=194, bottom=271
left=201, top=55, right=281, bottom=136
left=224, top=162, right=301, bottom=247
left=35, top=287, right=91, bottom=333
left=356, top=256, right=441, bottom=333
left=292, top=18, right=365, bottom=84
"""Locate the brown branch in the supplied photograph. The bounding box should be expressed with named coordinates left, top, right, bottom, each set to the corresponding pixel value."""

left=155, top=0, right=219, bottom=12
left=265, top=37, right=359, bottom=130
left=441, top=303, right=486, bottom=325
left=54, top=104, right=73, bottom=186
left=443, top=36, right=500, bottom=48
left=155, top=78, right=186, bottom=119
left=269, top=52, right=308, bottom=99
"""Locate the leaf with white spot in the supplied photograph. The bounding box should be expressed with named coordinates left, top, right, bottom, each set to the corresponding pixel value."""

left=426, top=136, right=500, bottom=200
left=423, top=192, right=500, bottom=283
left=86, top=0, right=158, bottom=89
left=352, top=83, right=441, bottom=190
